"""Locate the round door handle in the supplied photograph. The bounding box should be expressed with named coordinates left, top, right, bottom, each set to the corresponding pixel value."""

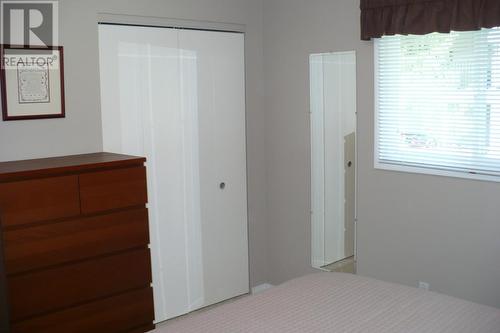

left=347, top=161, right=352, bottom=167
left=219, top=182, right=226, bottom=190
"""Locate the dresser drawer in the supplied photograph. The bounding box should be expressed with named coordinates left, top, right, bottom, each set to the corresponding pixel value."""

left=125, top=324, right=157, bottom=333
left=12, top=287, right=154, bottom=333
left=4, top=208, right=150, bottom=274
left=9, top=248, right=152, bottom=321
left=0, top=176, right=80, bottom=228
left=79, top=167, right=148, bottom=214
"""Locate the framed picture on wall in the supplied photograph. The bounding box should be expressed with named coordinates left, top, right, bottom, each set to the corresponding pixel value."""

left=0, top=45, right=65, bottom=121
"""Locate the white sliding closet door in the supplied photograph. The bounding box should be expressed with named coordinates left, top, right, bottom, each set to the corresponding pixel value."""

left=98, top=24, right=248, bottom=323
left=178, top=29, right=248, bottom=307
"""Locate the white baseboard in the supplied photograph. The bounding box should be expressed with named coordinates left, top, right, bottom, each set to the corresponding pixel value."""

left=188, top=297, right=205, bottom=312
left=251, top=283, right=274, bottom=295
left=312, top=259, right=326, bottom=268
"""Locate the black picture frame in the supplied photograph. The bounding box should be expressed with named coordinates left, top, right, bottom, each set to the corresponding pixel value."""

left=1, top=45, right=65, bottom=121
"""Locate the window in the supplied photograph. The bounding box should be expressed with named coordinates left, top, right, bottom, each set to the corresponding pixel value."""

left=375, top=28, right=500, bottom=181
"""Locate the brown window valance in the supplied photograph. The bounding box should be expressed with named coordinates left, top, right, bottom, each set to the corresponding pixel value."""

left=361, top=0, right=500, bottom=40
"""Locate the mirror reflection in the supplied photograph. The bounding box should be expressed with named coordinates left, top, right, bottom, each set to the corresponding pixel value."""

left=310, top=51, right=357, bottom=272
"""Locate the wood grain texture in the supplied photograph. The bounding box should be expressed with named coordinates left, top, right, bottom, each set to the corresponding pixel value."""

left=4, top=208, right=150, bottom=274
left=79, top=167, right=148, bottom=214
left=0, top=225, right=11, bottom=333
left=125, top=324, right=156, bottom=333
left=0, top=176, right=80, bottom=228
left=11, top=288, right=154, bottom=333
left=0, top=153, right=153, bottom=333
left=8, top=249, right=152, bottom=321
left=0, top=153, right=145, bottom=182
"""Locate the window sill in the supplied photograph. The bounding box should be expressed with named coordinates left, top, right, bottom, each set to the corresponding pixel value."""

left=374, top=161, right=500, bottom=183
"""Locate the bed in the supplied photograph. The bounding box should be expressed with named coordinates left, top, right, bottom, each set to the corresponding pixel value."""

left=155, top=273, right=500, bottom=332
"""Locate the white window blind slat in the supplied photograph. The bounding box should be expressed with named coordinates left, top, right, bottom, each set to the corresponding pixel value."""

left=375, top=28, right=500, bottom=178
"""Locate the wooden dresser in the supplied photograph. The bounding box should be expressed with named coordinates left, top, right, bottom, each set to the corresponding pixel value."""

left=0, top=153, right=155, bottom=333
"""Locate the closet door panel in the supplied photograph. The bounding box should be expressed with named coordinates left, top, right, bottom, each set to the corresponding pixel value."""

left=179, top=30, right=249, bottom=307
left=145, top=30, right=203, bottom=320
left=99, top=25, right=249, bottom=321
left=99, top=25, right=191, bottom=322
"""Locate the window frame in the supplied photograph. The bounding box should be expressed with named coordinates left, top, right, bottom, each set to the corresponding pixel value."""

left=373, top=36, right=500, bottom=183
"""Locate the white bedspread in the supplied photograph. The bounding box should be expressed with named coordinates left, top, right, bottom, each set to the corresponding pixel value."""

left=154, top=273, right=500, bottom=332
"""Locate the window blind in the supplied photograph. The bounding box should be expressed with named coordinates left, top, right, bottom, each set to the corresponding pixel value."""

left=375, top=28, right=500, bottom=178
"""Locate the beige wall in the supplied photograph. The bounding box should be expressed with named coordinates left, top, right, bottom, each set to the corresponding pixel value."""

left=2, top=0, right=499, bottom=308
left=0, top=0, right=269, bottom=288
left=263, top=0, right=500, bottom=308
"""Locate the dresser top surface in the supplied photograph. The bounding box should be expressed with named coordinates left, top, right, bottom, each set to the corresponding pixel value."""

left=0, top=152, right=145, bottom=181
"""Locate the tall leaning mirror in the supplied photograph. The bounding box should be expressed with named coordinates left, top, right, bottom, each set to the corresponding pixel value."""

left=310, top=51, right=357, bottom=272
